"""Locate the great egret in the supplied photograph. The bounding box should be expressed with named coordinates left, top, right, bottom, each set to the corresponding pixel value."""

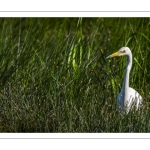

left=106, top=47, right=142, bottom=114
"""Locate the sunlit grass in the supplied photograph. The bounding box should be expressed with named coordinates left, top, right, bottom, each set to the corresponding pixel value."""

left=0, top=18, right=149, bottom=132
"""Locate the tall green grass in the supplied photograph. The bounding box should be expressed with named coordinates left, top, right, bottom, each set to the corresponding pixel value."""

left=0, top=18, right=149, bottom=132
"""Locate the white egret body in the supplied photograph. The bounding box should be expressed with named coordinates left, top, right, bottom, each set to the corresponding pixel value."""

left=106, top=47, right=142, bottom=114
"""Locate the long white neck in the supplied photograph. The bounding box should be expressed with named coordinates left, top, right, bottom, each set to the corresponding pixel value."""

left=122, top=53, right=132, bottom=104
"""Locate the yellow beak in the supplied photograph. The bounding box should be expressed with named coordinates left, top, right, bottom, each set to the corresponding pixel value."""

left=106, top=51, right=121, bottom=59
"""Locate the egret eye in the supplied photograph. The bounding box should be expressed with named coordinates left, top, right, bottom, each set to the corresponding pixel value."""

left=121, top=50, right=125, bottom=53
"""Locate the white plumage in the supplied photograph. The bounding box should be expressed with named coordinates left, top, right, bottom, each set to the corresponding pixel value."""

left=106, top=47, right=142, bottom=114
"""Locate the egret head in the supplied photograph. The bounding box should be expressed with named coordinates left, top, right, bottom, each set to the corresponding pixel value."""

left=106, top=47, right=131, bottom=59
